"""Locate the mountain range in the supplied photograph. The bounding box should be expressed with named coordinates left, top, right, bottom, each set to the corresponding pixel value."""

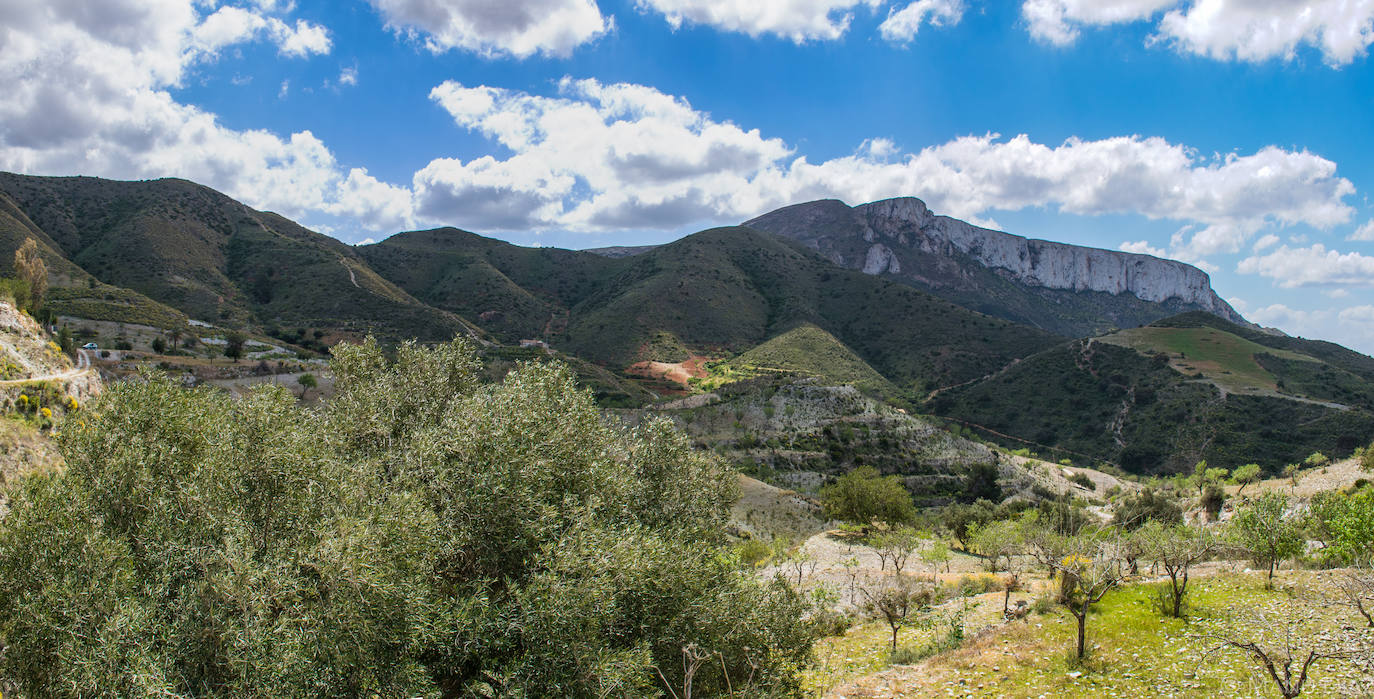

left=1, top=171, right=1370, bottom=475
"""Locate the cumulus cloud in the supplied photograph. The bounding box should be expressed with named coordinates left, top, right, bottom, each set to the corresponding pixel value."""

left=1023, top=0, right=1175, bottom=46
left=635, top=0, right=883, bottom=42
left=1022, top=0, right=1374, bottom=65
left=1237, top=245, right=1374, bottom=288
left=414, top=78, right=1356, bottom=241
left=365, top=0, right=609, bottom=58
left=0, top=1, right=415, bottom=236
left=879, top=0, right=965, bottom=43
left=192, top=5, right=331, bottom=57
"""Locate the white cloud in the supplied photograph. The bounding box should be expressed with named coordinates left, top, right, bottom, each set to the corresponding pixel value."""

left=1252, top=233, right=1280, bottom=251
left=1237, top=244, right=1374, bottom=288
left=365, top=0, right=609, bottom=58
left=1022, top=0, right=1374, bottom=65
left=1350, top=220, right=1374, bottom=241
left=0, top=1, right=397, bottom=237
left=339, top=66, right=359, bottom=86
left=1120, top=240, right=1167, bottom=258
left=636, top=0, right=882, bottom=42
left=414, top=78, right=1356, bottom=241
left=1245, top=302, right=1374, bottom=355
left=1023, top=0, right=1175, bottom=46
left=192, top=5, right=331, bottom=57
left=1157, top=0, right=1374, bottom=66
left=880, top=0, right=965, bottom=42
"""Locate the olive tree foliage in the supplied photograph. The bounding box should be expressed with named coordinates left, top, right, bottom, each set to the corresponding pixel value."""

left=1230, top=463, right=1263, bottom=496
left=1230, top=492, right=1306, bottom=587
left=967, top=518, right=1022, bottom=572
left=1307, top=486, right=1374, bottom=566
left=0, top=339, right=817, bottom=697
left=818, top=466, right=914, bottom=529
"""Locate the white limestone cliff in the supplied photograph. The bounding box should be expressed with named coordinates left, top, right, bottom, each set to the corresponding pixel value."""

left=854, top=197, right=1242, bottom=321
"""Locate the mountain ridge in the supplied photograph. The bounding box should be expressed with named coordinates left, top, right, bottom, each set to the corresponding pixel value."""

left=744, top=197, right=1248, bottom=337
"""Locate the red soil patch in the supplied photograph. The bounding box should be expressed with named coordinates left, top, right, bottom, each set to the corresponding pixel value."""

left=625, top=355, right=712, bottom=388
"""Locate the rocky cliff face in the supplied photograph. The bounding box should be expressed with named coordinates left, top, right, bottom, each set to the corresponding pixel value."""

left=745, top=198, right=1249, bottom=336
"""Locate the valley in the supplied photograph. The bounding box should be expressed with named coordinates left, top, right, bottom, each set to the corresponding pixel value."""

left=0, top=172, right=1371, bottom=697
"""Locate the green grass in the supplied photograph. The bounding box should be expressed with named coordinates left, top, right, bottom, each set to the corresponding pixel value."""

left=901, top=572, right=1369, bottom=698
left=697, top=323, right=898, bottom=399
left=1099, top=326, right=1315, bottom=394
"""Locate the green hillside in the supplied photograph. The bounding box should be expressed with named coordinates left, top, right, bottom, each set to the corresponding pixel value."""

left=1098, top=325, right=1314, bottom=395
left=0, top=173, right=472, bottom=342
left=358, top=227, right=620, bottom=342
left=367, top=224, right=1063, bottom=397
left=931, top=330, right=1374, bottom=474
left=700, top=323, right=899, bottom=399
left=561, top=227, right=1063, bottom=392
left=1103, top=315, right=1374, bottom=411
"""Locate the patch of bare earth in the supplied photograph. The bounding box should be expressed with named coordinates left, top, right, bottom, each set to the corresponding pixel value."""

left=625, top=355, right=713, bottom=388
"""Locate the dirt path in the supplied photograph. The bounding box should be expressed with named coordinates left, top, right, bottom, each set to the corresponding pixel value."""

left=341, top=259, right=360, bottom=288
left=0, top=350, right=93, bottom=387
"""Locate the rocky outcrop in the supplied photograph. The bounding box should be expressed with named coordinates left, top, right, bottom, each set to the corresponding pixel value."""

left=857, top=197, right=1238, bottom=317
left=744, top=197, right=1250, bottom=335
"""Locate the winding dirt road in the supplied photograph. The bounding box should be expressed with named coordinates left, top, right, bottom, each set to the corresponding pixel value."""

left=0, top=349, right=93, bottom=387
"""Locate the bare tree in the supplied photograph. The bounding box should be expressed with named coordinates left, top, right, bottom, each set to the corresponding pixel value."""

left=1138, top=522, right=1217, bottom=618
left=1001, top=571, right=1023, bottom=619
left=871, top=526, right=921, bottom=576
left=1197, top=595, right=1363, bottom=699
left=1337, top=567, right=1374, bottom=628
left=1050, top=533, right=1126, bottom=660
left=861, top=579, right=933, bottom=653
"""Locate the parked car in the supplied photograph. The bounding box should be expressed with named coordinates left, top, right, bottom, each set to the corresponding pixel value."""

left=81, top=342, right=98, bottom=350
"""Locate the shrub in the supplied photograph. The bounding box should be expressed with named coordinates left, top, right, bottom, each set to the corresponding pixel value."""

left=1068, top=472, right=1095, bottom=490
left=819, top=466, right=915, bottom=528
left=952, top=573, right=999, bottom=596
left=0, top=340, right=819, bottom=696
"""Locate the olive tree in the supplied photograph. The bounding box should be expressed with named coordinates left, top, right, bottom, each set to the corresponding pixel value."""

left=1230, top=463, right=1263, bottom=496
left=861, top=578, right=934, bottom=653
left=870, top=526, right=922, bottom=575
left=12, top=238, right=46, bottom=309
left=819, top=466, right=914, bottom=530
left=0, top=339, right=819, bottom=697
left=1230, top=492, right=1305, bottom=587
left=968, top=517, right=1022, bottom=572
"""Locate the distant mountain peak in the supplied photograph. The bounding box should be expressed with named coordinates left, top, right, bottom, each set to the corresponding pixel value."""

left=745, top=197, right=1248, bottom=336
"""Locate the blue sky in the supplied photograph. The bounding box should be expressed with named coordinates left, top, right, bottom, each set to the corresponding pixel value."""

left=2, top=0, right=1374, bottom=351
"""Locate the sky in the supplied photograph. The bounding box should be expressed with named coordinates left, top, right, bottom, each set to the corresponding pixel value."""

left=2, top=0, right=1374, bottom=352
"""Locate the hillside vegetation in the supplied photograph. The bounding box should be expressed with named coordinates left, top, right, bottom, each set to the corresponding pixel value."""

left=933, top=313, right=1374, bottom=474
left=697, top=323, right=899, bottom=399
left=0, top=173, right=474, bottom=342
left=0, top=340, right=818, bottom=696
